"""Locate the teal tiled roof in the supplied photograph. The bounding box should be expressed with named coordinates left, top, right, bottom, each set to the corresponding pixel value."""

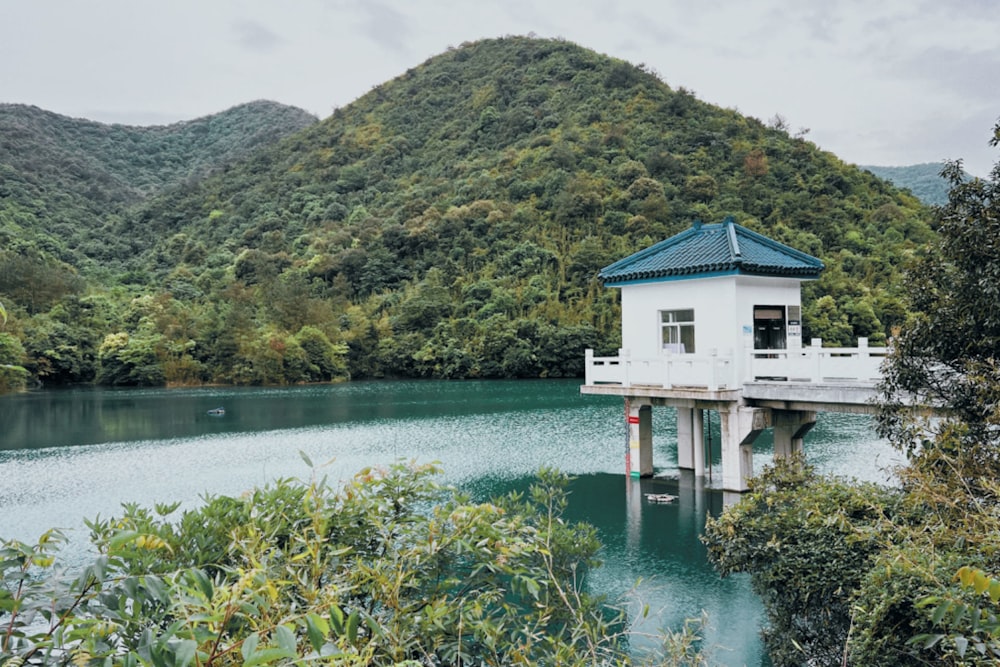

left=599, top=217, right=824, bottom=285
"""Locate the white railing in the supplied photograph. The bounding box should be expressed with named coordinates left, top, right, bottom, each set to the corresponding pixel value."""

left=747, top=338, right=886, bottom=384
left=585, top=348, right=735, bottom=390
left=584, top=338, right=887, bottom=390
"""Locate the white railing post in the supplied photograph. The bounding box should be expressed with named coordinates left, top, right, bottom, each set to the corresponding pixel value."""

left=585, top=348, right=594, bottom=385
left=858, top=337, right=868, bottom=382
left=662, top=348, right=672, bottom=389
left=621, top=348, right=631, bottom=387
left=811, top=338, right=823, bottom=383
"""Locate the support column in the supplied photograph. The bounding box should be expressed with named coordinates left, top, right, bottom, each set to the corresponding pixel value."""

left=719, top=406, right=771, bottom=492
left=677, top=408, right=694, bottom=470
left=772, top=410, right=817, bottom=459
left=693, top=408, right=706, bottom=478
left=626, top=401, right=654, bottom=478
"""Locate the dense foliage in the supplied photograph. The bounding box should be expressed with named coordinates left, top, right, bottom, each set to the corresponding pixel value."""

left=1, top=37, right=933, bottom=389
left=0, top=101, right=316, bottom=273
left=0, top=463, right=705, bottom=666
left=703, top=459, right=905, bottom=666
left=704, top=124, right=1000, bottom=665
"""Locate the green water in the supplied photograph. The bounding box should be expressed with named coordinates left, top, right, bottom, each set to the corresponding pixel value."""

left=0, top=379, right=901, bottom=665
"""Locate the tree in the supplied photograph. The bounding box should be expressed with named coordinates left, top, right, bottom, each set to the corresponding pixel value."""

left=877, top=120, right=1000, bottom=500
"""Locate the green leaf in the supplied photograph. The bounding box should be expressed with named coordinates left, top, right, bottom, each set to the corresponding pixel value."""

left=329, top=604, right=344, bottom=635
left=304, top=613, right=329, bottom=652
left=173, top=639, right=197, bottom=667
left=143, top=574, right=170, bottom=604
left=989, top=580, right=1000, bottom=604
left=242, top=632, right=260, bottom=661
left=299, top=450, right=314, bottom=468
left=951, top=602, right=968, bottom=627
left=914, top=633, right=945, bottom=649
left=189, top=568, right=213, bottom=600
left=522, top=575, right=540, bottom=600
left=363, top=613, right=384, bottom=639
left=108, top=530, right=140, bottom=550
left=155, top=501, right=182, bottom=517
left=244, top=647, right=297, bottom=666
left=346, top=610, right=360, bottom=643
left=974, top=570, right=990, bottom=596
left=274, top=624, right=296, bottom=653
left=931, top=601, right=952, bottom=626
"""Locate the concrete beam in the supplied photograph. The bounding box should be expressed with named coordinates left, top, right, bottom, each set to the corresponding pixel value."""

left=742, top=382, right=877, bottom=413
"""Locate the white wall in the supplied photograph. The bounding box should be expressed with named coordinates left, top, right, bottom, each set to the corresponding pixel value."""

left=618, top=274, right=808, bottom=378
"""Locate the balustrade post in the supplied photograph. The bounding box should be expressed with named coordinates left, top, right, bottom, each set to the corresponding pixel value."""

left=811, top=338, right=823, bottom=383
left=585, top=348, right=594, bottom=385
left=857, top=337, right=872, bottom=381
left=620, top=348, right=631, bottom=387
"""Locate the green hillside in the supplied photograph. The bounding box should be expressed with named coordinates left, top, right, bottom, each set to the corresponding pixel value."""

left=1, top=36, right=933, bottom=388
left=0, top=101, right=316, bottom=272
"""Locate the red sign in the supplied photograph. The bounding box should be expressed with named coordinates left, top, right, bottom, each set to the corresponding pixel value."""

left=628, top=415, right=640, bottom=424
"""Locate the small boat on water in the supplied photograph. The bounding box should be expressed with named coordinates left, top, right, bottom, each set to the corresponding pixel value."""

left=644, top=493, right=677, bottom=504
left=207, top=407, right=225, bottom=416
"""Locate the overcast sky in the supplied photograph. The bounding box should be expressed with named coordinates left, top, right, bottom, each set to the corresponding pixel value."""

left=2, top=0, right=997, bottom=176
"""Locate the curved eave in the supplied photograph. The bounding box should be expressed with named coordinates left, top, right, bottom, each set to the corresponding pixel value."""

left=601, top=266, right=822, bottom=286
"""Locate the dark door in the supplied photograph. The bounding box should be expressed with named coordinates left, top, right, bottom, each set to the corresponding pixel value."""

left=754, top=306, right=787, bottom=350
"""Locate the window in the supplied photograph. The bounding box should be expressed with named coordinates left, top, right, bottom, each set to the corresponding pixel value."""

left=661, top=309, right=695, bottom=354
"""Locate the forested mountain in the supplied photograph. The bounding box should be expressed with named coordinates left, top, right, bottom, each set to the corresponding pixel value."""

left=861, top=162, right=955, bottom=206
left=1, top=36, right=933, bottom=389
left=0, top=101, right=316, bottom=272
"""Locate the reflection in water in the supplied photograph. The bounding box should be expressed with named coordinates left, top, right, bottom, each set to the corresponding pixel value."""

left=0, top=379, right=899, bottom=666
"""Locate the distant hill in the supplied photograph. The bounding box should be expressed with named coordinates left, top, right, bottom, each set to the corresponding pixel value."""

left=0, top=101, right=316, bottom=268
left=0, top=100, right=316, bottom=198
left=1, top=37, right=934, bottom=387
left=861, top=163, right=959, bottom=206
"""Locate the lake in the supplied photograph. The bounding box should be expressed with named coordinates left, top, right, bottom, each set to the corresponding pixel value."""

left=0, top=379, right=901, bottom=665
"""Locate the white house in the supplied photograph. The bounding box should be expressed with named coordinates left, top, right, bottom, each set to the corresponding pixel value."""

left=599, top=216, right=824, bottom=386
left=582, top=217, right=887, bottom=492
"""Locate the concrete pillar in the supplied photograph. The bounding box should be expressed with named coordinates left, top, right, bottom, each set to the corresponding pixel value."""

left=639, top=405, right=653, bottom=477
left=627, top=401, right=654, bottom=478
left=677, top=408, right=694, bottom=470
left=773, top=410, right=817, bottom=459
left=720, top=406, right=771, bottom=492
left=693, top=408, right=706, bottom=478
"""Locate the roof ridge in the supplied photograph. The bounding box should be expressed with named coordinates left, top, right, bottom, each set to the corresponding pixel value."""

left=724, top=217, right=742, bottom=264
left=598, top=217, right=824, bottom=284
